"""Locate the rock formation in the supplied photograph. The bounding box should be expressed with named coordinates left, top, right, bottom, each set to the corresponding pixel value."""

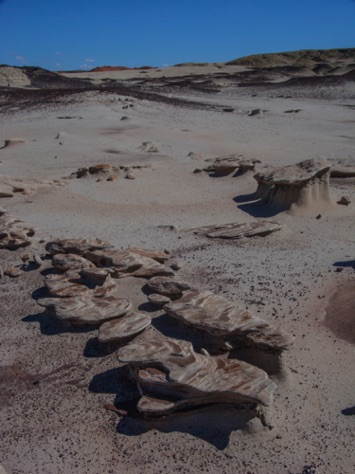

left=147, top=276, right=192, bottom=299
left=0, top=210, right=35, bottom=249
left=254, top=157, right=332, bottom=211
left=118, top=339, right=277, bottom=416
left=190, top=220, right=283, bottom=239
left=164, top=290, right=294, bottom=353
left=98, top=311, right=151, bottom=343
left=202, top=155, right=260, bottom=176
left=38, top=276, right=132, bottom=325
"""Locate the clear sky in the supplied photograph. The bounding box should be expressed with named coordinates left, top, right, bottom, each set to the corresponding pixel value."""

left=1, top=0, right=354, bottom=71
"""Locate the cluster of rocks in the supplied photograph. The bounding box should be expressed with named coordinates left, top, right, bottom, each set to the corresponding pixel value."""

left=30, top=235, right=294, bottom=423
left=71, top=162, right=151, bottom=181
left=0, top=208, right=35, bottom=249
left=195, top=154, right=260, bottom=176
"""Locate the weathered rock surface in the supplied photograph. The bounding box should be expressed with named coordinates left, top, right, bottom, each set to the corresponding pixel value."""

left=85, top=248, right=173, bottom=278
left=164, top=290, right=294, bottom=352
left=45, top=238, right=113, bottom=256
left=148, top=293, right=172, bottom=307
left=38, top=276, right=132, bottom=325
left=98, top=312, right=151, bottom=343
left=118, top=339, right=277, bottom=416
left=46, top=239, right=171, bottom=279
left=254, top=158, right=332, bottom=211
left=190, top=220, right=283, bottom=239
left=337, top=196, right=351, bottom=206
left=147, top=276, right=192, bottom=299
left=52, top=253, right=95, bottom=272
left=203, top=155, right=260, bottom=176
left=0, top=211, right=35, bottom=249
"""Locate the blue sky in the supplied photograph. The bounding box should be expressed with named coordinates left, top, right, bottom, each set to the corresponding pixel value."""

left=0, top=0, right=354, bottom=71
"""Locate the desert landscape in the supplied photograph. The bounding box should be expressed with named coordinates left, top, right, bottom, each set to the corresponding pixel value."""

left=0, top=48, right=354, bottom=474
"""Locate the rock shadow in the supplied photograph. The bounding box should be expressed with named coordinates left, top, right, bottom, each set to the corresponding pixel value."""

left=229, top=347, right=283, bottom=376
left=115, top=404, right=257, bottom=450
left=333, top=260, right=355, bottom=268
left=84, top=337, right=124, bottom=358
left=341, top=406, right=355, bottom=416
left=234, top=195, right=282, bottom=218
left=22, top=309, right=95, bottom=336
left=151, top=314, right=218, bottom=353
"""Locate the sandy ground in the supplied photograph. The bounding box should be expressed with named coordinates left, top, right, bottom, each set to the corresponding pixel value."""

left=0, top=70, right=354, bottom=474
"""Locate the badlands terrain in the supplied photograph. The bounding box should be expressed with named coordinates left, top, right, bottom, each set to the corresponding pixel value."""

left=0, top=48, right=354, bottom=473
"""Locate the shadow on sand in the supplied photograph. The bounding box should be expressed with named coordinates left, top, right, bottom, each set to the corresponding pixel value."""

left=115, top=405, right=256, bottom=450
left=233, top=193, right=282, bottom=218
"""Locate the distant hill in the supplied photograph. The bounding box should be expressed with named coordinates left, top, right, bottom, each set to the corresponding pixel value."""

left=226, top=48, right=355, bottom=68
left=0, top=65, right=92, bottom=89
left=90, top=65, right=156, bottom=72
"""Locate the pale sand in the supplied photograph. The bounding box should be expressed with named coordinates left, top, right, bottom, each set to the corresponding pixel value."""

left=0, top=69, right=354, bottom=474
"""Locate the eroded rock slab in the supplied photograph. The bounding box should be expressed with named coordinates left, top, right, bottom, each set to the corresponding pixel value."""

left=98, top=311, right=151, bottom=343
left=52, top=253, right=95, bottom=272
left=0, top=211, right=35, bottom=249
left=190, top=220, right=283, bottom=239
left=147, top=276, right=192, bottom=299
left=202, top=155, right=260, bottom=176
left=164, top=290, right=294, bottom=352
left=46, top=238, right=113, bottom=256
left=254, top=157, right=332, bottom=211
left=46, top=239, right=172, bottom=279
left=118, top=339, right=277, bottom=416
left=38, top=277, right=132, bottom=325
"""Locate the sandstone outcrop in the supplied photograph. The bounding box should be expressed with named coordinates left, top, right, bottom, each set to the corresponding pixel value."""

left=202, top=155, right=260, bottom=176
left=254, top=157, right=332, bottom=211
left=38, top=276, right=132, bottom=325
left=147, top=294, right=171, bottom=307
left=147, top=276, right=192, bottom=299
left=330, top=165, right=355, bottom=178
left=118, top=339, right=277, bottom=416
left=52, top=253, right=95, bottom=272
left=98, top=311, right=151, bottom=343
left=45, top=238, right=113, bottom=256
left=164, top=290, right=294, bottom=353
left=0, top=210, right=35, bottom=249
left=190, top=220, right=283, bottom=239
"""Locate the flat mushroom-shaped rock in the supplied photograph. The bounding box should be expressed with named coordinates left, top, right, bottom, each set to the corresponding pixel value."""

left=148, top=293, right=171, bottom=308
left=203, top=155, right=260, bottom=176
left=164, top=290, right=294, bottom=353
left=98, top=311, right=151, bottom=343
left=254, top=157, right=332, bottom=211
left=86, top=249, right=174, bottom=278
left=45, top=238, right=113, bottom=256
left=190, top=220, right=283, bottom=239
left=44, top=272, right=89, bottom=298
left=0, top=211, right=35, bottom=249
left=52, top=253, right=96, bottom=272
left=147, top=276, right=192, bottom=299
left=118, top=339, right=277, bottom=415
left=38, top=278, right=132, bottom=325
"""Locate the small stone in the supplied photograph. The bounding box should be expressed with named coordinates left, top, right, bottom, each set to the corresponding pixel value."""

left=5, top=266, right=21, bottom=278
left=96, top=177, right=103, bottom=182
left=337, top=196, right=351, bottom=206
left=148, top=293, right=171, bottom=308
left=107, top=175, right=118, bottom=181
left=170, top=260, right=183, bottom=270
left=316, top=214, right=322, bottom=219
left=125, top=172, right=135, bottom=180
left=33, top=255, right=43, bottom=267
left=21, top=253, right=30, bottom=262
